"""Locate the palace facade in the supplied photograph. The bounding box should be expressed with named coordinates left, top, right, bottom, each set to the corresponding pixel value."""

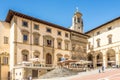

left=0, top=9, right=120, bottom=80
left=86, top=17, right=120, bottom=68
left=0, top=10, right=88, bottom=80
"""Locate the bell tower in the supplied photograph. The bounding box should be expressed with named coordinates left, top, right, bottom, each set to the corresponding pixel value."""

left=70, top=8, right=83, bottom=33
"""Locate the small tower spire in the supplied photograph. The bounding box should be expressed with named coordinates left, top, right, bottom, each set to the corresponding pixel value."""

left=70, top=8, right=83, bottom=33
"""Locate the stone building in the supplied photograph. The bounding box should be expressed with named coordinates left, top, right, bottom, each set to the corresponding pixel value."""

left=86, top=17, right=120, bottom=68
left=1, top=9, right=120, bottom=80
left=0, top=9, right=88, bottom=80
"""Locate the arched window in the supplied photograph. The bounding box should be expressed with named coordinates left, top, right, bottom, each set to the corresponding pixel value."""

left=22, top=50, right=29, bottom=61
left=33, top=50, right=40, bottom=58
left=21, top=30, right=29, bottom=43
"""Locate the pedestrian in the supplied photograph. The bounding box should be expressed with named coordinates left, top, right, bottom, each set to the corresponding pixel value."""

left=102, top=66, right=104, bottom=73
left=99, top=69, right=101, bottom=73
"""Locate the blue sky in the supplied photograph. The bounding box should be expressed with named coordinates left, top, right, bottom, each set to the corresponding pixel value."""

left=0, top=0, right=120, bottom=32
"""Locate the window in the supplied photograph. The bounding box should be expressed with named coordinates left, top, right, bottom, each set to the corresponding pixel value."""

left=3, top=57, right=8, bottom=64
left=23, top=35, right=28, bottom=42
left=108, top=36, right=112, bottom=44
left=4, top=36, right=8, bottom=44
left=65, top=43, right=69, bottom=50
left=34, top=37, right=39, bottom=45
left=77, top=18, right=80, bottom=23
left=34, top=24, right=39, bottom=30
left=96, top=31, right=100, bottom=35
left=47, top=40, right=52, bottom=47
left=108, top=37, right=112, bottom=44
left=46, top=28, right=51, bottom=33
left=23, top=54, right=28, bottom=61
left=108, top=27, right=112, bottom=31
left=58, top=31, right=61, bottom=36
left=65, top=33, right=68, bottom=38
left=22, top=21, right=28, bottom=27
left=22, top=50, right=29, bottom=61
left=97, top=39, right=100, bottom=47
left=58, top=42, right=62, bottom=49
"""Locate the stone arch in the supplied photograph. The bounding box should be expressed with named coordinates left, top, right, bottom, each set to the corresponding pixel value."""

left=106, top=49, right=116, bottom=67
left=96, top=52, right=103, bottom=67
left=87, top=53, right=93, bottom=68
left=56, top=53, right=63, bottom=62
left=87, top=53, right=93, bottom=61
left=21, top=49, right=29, bottom=61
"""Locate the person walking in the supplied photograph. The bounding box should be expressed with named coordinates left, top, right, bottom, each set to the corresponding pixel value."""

left=102, top=66, right=104, bottom=73
left=99, top=69, right=101, bottom=73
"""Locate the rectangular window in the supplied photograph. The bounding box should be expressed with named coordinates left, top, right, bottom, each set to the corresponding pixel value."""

left=3, top=57, right=8, bottom=65
left=46, top=28, right=51, bottom=33
left=58, top=42, right=61, bottom=49
left=65, top=43, right=69, bottom=50
left=22, top=21, right=28, bottom=27
left=23, top=35, right=28, bottom=42
left=96, top=31, right=100, bottom=35
left=58, top=31, right=61, bottom=36
left=97, top=40, right=100, bottom=47
left=65, top=33, right=68, bottom=38
left=108, top=27, right=112, bottom=31
left=47, top=40, right=52, bottom=47
left=108, top=37, right=112, bottom=44
left=23, top=54, right=28, bottom=61
left=34, top=37, right=39, bottom=45
left=34, top=24, right=39, bottom=30
left=77, top=18, right=80, bottom=23
left=4, top=36, right=8, bottom=44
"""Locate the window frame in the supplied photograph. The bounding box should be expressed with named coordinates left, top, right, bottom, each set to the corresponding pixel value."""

left=58, top=31, right=61, bottom=36
left=4, top=36, right=8, bottom=44
left=2, top=57, right=8, bottom=65
left=34, top=24, right=39, bottom=30
left=65, top=33, right=69, bottom=38
left=46, top=27, right=52, bottom=33
left=22, top=20, right=28, bottom=27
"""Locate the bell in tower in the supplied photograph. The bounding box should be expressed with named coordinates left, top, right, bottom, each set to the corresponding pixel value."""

left=70, top=7, right=83, bottom=33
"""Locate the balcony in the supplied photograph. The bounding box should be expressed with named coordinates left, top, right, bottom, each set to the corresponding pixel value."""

left=15, top=58, right=55, bottom=69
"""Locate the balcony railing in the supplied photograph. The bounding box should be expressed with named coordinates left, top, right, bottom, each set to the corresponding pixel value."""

left=16, top=61, right=55, bottom=68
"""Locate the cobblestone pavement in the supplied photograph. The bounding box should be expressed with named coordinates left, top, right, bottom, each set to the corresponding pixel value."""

left=34, top=68, right=120, bottom=80
left=70, top=68, right=120, bottom=80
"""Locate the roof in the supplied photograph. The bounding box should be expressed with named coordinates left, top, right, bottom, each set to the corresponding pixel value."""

left=85, top=16, right=120, bottom=34
left=5, top=9, right=89, bottom=37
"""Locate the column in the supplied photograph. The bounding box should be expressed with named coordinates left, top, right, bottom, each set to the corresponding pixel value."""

left=102, top=50, right=107, bottom=68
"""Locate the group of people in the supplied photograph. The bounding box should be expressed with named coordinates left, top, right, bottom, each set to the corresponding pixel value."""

left=99, top=66, right=105, bottom=73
